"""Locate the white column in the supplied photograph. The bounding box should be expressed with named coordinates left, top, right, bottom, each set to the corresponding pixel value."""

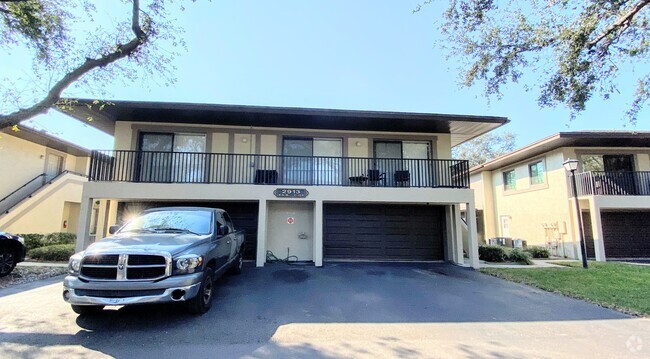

left=104, top=200, right=119, bottom=236
left=256, top=199, right=267, bottom=267
left=444, top=205, right=455, bottom=262
left=466, top=201, right=480, bottom=269
left=589, top=198, right=606, bottom=262
left=453, top=204, right=464, bottom=264
left=76, top=195, right=93, bottom=253
left=313, top=200, right=323, bottom=267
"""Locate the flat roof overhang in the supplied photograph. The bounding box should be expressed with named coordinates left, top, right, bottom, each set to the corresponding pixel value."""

left=471, top=131, right=650, bottom=173
left=57, top=99, right=509, bottom=147
left=2, top=126, right=90, bottom=157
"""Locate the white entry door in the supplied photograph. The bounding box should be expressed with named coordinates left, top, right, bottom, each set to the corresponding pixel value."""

left=45, top=153, right=64, bottom=182
left=500, top=216, right=511, bottom=237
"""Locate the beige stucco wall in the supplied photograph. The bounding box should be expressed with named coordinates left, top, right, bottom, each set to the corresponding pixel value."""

left=0, top=173, right=87, bottom=234
left=476, top=149, right=574, bottom=256
left=112, top=121, right=451, bottom=159
left=0, top=133, right=49, bottom=198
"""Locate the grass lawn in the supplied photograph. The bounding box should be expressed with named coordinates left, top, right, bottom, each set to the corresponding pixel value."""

left=480, top=261, right=650, bottom=316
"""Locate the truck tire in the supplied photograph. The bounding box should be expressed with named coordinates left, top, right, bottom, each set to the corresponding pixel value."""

left=0, top=246, right=17, bottom=278
left=187, top=270, right=214, bottom=315
left=229, top=254, right=243, bottom=275
left=71, top=305, right=104, bottom=315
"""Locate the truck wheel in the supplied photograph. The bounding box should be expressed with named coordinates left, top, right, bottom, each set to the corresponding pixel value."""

left=187, top=270, right=214, bottom=315
left=71, top=305, right=104, bottom=315
left=0, top=247, right=17, bottom=278
left=229, top=254, right=243, bottom=275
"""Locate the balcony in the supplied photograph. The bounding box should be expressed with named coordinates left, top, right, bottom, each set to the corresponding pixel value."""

left=575, top=171, right=650, bottom=196
left=89, top=150, right=470, bottom=188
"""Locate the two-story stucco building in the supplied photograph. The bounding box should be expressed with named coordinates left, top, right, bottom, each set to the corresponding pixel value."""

left=64, top=100, right=508, bottom=269
left=0, top=126, right=89, bottom=234
left=471, top=131, right=650, bottom=261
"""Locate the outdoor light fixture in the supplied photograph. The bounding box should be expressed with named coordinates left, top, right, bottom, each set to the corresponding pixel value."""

left=241, top=137, right=248, bottom=143
left=563, top=158, right=588, bottom=269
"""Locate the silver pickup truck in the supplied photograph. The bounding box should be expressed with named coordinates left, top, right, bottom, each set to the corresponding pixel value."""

left=63, top=207, right=245, bottom=315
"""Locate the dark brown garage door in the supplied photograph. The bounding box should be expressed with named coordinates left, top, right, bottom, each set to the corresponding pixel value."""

left=118, top=201, right=259, bottom=260
left=583, top=210, right=650, bottom=258
left=324, top=203, right=445, bottom=260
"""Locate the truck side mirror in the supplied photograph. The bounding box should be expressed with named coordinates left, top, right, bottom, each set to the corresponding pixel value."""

left=220, top=224, right=230, bottom=236
left=109, top=225, right=121, bottom=235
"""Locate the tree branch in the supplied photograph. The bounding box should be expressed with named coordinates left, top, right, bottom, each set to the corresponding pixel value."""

left=587, top=0, right=650, bottom=48
left=0, top=0, right=148, bottom=128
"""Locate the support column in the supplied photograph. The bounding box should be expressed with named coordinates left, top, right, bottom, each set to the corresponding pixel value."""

left=76, top=196, right=93, bottom=253
left=313, top=200, right=323, bottom=267
left=453, top=205, right=464, bottom=264
left=105, top=200, right=119, bottom=236
left=466, top=201, right=480, bottom=269
left=256, top=199, right=268, bottom=267
left=589, top=198, right=606, bottom=262
left=444, top=205, right=455, bottom=262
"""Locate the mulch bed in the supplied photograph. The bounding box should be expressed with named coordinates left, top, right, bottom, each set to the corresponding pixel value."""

left=0, top=266, right=68, bottom=289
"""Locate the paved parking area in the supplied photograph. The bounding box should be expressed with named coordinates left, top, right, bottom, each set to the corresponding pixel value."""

left=0, top=262, right=648, bottom=358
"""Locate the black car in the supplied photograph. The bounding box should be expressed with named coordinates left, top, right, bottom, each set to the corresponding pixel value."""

left=0, top=232, right=26, bottom=277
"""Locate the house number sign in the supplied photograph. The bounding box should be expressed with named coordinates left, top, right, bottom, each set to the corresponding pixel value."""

left=273, top=188, right=309, bottom=198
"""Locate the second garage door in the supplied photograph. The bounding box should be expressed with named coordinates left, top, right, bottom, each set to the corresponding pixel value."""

left=324, top=203, right=445, bottom=260
left=584, top=210, right=650, bottom=258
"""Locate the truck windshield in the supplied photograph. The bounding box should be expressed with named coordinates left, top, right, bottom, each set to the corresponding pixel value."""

left=120, top=210, right=212, bottom=235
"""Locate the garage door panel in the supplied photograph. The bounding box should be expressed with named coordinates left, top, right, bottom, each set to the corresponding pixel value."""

left=584, top=210, right=650, bottom=258
left=324, top=203, right=444, bottom=260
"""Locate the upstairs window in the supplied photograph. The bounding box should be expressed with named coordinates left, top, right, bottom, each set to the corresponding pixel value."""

left=503, top=170, right=516, bottom=191
left=529, top=161, right=545, bottom=185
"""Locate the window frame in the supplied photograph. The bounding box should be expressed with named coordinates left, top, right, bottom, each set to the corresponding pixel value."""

left=503, top=169, right=516, bottom=191
left=528, top=160, right=545, bottom=185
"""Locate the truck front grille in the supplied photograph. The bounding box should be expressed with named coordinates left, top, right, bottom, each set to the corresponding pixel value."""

left=80, top=253, right=170, bottom=281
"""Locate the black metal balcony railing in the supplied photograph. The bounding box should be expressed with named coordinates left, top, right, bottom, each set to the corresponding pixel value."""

left=575, top=171, right=650, bottom=196
left=89, top=150, right=470, bottom=188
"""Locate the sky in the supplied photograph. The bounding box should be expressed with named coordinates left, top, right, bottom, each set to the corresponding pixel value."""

left=6, top=0, right=649, bottom=151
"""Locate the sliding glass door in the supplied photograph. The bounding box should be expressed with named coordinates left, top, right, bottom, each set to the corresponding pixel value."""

left=138, top=133, right=206, bottom=182
left=282, top=138, right=342, bottom=185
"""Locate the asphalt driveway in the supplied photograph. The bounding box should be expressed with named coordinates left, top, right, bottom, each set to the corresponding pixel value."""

left=0, top=262, right=648, bottom=358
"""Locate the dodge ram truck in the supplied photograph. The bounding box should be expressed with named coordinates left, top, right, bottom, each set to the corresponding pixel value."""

left=63, top=207, right=245, bottom=315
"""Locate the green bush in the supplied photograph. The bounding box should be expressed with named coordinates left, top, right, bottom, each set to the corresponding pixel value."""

left=525, top=246, right=551, bottom=259
left=508, top=248, right=533, bottom=265
left=43, top=232, right=76, bottom=246
left=27, top=244, right=75, bottom=262
left=17, top=232, right=76, bottom=251
left=479, top=245, right=507, bottom=262
left=18, top=233, right=46, bottom=251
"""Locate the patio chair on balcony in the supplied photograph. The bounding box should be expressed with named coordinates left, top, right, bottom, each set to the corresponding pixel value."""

left=367, top=169, right=386, bottom=186
left=254, top=169, right=278, bottom=184
left=394, top=170, right=410, bottom=187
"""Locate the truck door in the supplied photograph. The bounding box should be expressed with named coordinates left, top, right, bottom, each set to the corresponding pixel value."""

left=224, top=212, right=238, bottom=260
left=215, top=213, right=233, bottom=270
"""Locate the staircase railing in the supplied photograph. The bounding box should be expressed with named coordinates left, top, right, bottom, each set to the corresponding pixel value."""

left=0, top=171, right=86, bottom=215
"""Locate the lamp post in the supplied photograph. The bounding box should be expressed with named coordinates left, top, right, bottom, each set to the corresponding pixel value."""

left=563, top=159, right=588, bottom=269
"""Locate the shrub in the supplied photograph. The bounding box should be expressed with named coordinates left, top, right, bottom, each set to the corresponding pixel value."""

left=27, top=244, right=75, bottom=262
left=479, top=245, right=507, bottom=262
left=43, top=232, right=76, bottom=246
left=508, top=248, right=533, bottom=265
left=18, top=233, right=46, bottom=251
left=17, top=232, right=76, bottom=251
left=525, top=246, right=551, bottom=259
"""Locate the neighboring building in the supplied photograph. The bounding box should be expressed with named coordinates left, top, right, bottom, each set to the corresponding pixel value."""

left=63, top=100, right=508, bottom=268
left=0, top=126, right=89, bottom=234
left=471, top=131, right=650, bottom=261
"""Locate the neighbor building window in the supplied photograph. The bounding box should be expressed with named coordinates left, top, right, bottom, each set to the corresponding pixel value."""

left=529, top=161, right=545, bottom=185
left=503, top=170, right=516, bottom=190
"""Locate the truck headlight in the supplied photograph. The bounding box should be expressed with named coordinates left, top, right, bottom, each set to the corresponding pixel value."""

left=175, top=255, right=203, bottom=273
left=68, top=253, right=82, bottom=274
